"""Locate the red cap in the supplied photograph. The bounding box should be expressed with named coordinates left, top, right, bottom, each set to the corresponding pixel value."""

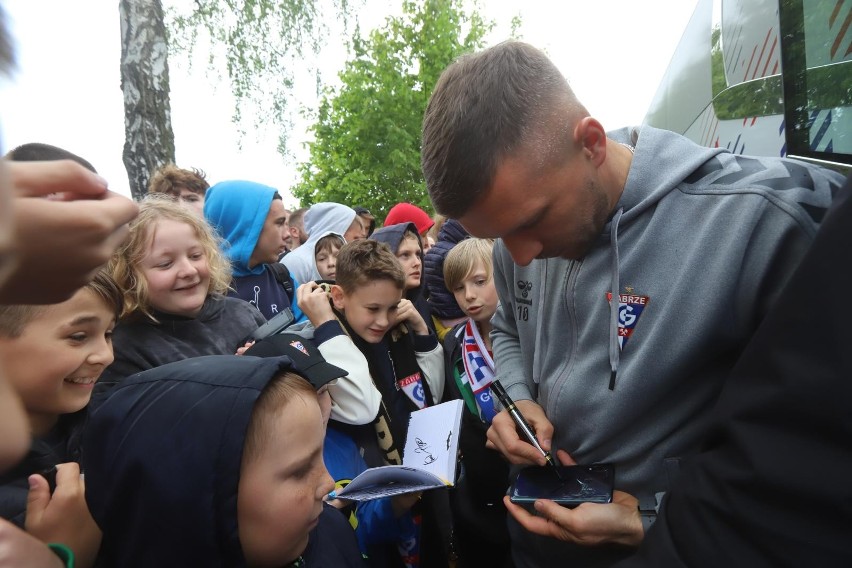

left=383, top=203, right=434, bottom=234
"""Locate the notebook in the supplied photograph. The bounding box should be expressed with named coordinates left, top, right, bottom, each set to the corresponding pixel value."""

left=336, top=399, right=465, bottom=501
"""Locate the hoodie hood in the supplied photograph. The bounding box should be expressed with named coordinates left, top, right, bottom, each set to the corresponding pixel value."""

left=204, top=180, right=278, bottom=276
left=83, top=355, right=299, bottom=568
left=281, top=203, right=356, bottom=284
left=423, top=219, right=469, bottom=319
left=370, top=222, right=424, bottom=302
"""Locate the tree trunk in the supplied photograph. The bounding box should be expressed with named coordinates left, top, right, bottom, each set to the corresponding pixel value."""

left=119, top=0, right=175, bottom=201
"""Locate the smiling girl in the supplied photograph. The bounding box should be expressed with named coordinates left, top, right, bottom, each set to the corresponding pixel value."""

left=95, top=197, right=265, bottom=399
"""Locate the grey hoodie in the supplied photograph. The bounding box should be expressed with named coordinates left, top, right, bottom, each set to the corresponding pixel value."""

left=493, top=126, right=843, bottom=566
left=281, top=202, right=356, bottom=284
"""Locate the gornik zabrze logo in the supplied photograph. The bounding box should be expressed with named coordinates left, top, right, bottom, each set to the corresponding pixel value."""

left=605, top=286, right=650, bottom=349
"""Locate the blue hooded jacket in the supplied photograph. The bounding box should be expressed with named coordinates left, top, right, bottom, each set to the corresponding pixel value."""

left=204, top=180, right=303, bottom=321
left=83, top=355, right=362, bottom=567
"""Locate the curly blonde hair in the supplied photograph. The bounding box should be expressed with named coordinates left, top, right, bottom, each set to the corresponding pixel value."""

left=109, top=196, right=231, bottom=321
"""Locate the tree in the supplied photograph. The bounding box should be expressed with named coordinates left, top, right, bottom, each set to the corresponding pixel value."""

left=119, top=0, right=356, bottom=200
left=293, top=0, right=495, bottom=219
left=120, top=0, right=175, bottom=201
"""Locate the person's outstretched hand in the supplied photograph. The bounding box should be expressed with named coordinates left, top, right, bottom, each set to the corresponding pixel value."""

left=26, top=462, right=102, bottom=568
left=0, top=159, right=139, bottom=304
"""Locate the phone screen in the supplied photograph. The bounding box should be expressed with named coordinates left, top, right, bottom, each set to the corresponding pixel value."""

left=509, top=464, right=614, bottom=508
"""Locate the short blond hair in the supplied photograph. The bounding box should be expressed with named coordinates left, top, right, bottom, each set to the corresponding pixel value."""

left=109, top=196, right=231, bottom=321
left=442, top=238, right=495, bottom=291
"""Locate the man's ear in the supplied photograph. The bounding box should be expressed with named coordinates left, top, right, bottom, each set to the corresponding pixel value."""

left=330, top=285, right=345, bottom=311
left=573, top=117, right=607, bottom=168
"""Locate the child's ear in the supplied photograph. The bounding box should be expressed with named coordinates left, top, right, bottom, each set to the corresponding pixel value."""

left=330, top=285, right=346, bottom=311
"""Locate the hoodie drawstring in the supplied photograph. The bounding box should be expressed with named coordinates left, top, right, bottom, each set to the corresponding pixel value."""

left=608, top=207, right=624, bottom=390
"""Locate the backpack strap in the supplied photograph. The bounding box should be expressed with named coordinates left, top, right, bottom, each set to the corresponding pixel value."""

left=267, top=263, right=295, bottom=298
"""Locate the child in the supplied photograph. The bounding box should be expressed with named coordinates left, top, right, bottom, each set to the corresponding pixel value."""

left=441, top=238, right=511, bottom=568
left=203, top=180, right=304, bottom=322
left=329, top=240, right=447, bottom=567
left=371, top=222, right=435, bottom=335
left=82, top=354, right=365, bottom=567
left=281, top=202, right=363, bottom=284
left=245, top=333, right=418, bottom=567
left=314, top=232, right=346, bottom=281
left=0, top=268, right=122, bottom=567
left=96, top=197, right=266, bottom=396
left=147, top=164, right=209, bottom=217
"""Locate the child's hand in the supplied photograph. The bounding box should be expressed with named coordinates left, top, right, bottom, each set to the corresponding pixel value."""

left=392, top=299, right=429, bottom=335
left=26, top=463, right=102, bottom=568
left=0, top=518, right=64, bottom=568
left=235, top=340, right=255, bottom=355
left=297, top=282, right=335, bottom=327
left=391, top=491, right=422, bottom=517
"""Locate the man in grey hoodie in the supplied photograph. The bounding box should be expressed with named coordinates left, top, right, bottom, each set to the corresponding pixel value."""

left=421, top=41, right=844, bottom=567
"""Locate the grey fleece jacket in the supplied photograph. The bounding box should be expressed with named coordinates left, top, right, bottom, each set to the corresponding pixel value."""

left=492, top=126, right=843, bottom=513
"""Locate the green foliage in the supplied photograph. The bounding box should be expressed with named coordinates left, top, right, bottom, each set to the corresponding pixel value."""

left=167, top=0, right=355, bottom=144
left=292, top=0, right=494, bottom=219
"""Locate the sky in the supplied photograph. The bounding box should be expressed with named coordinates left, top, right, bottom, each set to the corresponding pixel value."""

left=0, top=0, right=698, bottom=205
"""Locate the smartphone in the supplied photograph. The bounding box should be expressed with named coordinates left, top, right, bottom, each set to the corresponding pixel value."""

left=509, top=463, right=614, bottom=509
left=249, top=307, right=295, bottom=341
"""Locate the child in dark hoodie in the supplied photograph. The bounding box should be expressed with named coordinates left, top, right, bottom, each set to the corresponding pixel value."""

left=370, top=222, right=435, bottom=336
left=0, top=268, right=121, bottom=568
left=83, top=354, right=365, bottom=568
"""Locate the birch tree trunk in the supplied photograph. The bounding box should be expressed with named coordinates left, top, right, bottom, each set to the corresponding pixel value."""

left=119, top=0, right=175, bottom=201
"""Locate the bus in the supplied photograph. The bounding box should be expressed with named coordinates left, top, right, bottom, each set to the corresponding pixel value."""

left=644, top=0, right=851, bottom=172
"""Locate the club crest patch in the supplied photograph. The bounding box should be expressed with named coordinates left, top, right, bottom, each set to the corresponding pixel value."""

left=605, top=290, right=650, bottom=349
left=289, top=340, right=309, bottom=355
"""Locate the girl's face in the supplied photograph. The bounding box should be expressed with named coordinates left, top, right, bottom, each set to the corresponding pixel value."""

left=396, top=235, right=422, bottom=291
left=140, top=219, right=211, bottom=317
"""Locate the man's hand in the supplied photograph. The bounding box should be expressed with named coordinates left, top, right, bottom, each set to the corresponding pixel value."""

left=486, top=399, right=555, bottom=466
left=26, top=463, right=102, bottom=568
left=0, top=519, right=64, bottom=568
left=297, top=282, right=336, bottom=327
left=504, top=449, right=643, bottom=548
left=391, top=298, right=428, bottom=335
left=0, top=160, right=139, bottom=304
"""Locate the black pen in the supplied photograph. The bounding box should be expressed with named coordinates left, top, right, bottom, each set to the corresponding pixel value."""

left=489, top=380, right=561, bottom=473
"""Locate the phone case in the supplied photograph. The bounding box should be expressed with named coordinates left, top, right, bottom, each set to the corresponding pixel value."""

left=509, top=463, right=614, bottom=509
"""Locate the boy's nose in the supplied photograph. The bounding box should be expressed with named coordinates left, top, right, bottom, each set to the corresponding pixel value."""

left=316, top=465, right=335, bottom=499
left=89, top=336, right=115, bottom=366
